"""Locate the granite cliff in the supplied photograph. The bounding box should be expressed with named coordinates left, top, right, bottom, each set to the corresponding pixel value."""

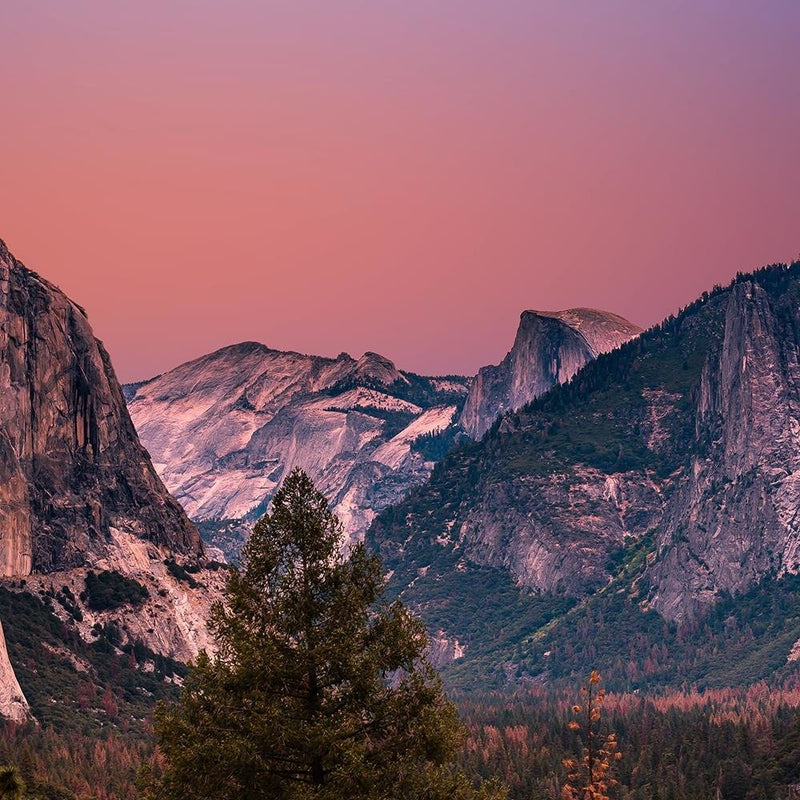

left=460, top=308, right=641, bottom=439
left=648, top=278, right=800, bottom=620
left=0, top=239, right=200, bottom=575
left=0, top=621, right=31, bottom=724
left=0, top=239, right=222, bottom=724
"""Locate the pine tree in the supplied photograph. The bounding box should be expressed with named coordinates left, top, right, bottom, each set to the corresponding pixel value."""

left=142, top=468, right=504, bottom=800
left=0, top=767, right=25, bottom=800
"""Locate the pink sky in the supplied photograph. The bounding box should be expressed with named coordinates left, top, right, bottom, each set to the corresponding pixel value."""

left=2, top=2, right=798, bottom=381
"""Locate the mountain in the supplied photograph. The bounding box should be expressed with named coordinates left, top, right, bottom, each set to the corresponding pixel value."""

left=0, top=239, right=224, bottom=727
left=125, top=344, right=469, bottom=557
left=460, top=308, right=642, bottom=438
left=0, top=241, right=201, bottom=576
left=367, top=261, right=800, bottom=689
left=125, top=307, right=639, bottom=559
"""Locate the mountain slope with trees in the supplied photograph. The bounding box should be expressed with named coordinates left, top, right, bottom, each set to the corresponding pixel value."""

left=368, top=260, right=800, bottom=690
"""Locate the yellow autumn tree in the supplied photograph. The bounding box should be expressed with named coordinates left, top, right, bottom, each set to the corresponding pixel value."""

left=561, top=671, right=622, bottom=800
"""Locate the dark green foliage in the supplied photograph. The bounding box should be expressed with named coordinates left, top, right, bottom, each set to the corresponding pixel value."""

left=507, top=539, right=800, bottom=692
left=145, top=469, right=504, bottom=800
left=380, top=529, right=575, bottom=691
left=324, top=404, right=417, bottom=437
left=163, top=559, right=199, bottom=588
left=54, top=587, right=82, bottom=622
left=83, top=571, right=149, bottom=611
left=0, top=765, right=26, bottom=800
left=327, top=371, right=468, bottom=411
left=411, top=426, right=467, bottom=462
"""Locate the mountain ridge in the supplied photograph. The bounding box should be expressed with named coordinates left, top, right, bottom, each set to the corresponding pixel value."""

left=126, top=305, right=640, bottom=559
left=125, top=341, right=471, bottom=557
left=368, top=260, right=800, bottom=689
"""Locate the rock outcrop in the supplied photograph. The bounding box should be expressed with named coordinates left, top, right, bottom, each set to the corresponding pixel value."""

left=126, top=344, right=469, bottom=555
left=460, top=309, right=642, bottom=439
left=448, top=467, right=664, bottom=596
left=0, top=621, right=32, bottom=724
left=647, top=279, right=800, bottom=620
left=21, top=532, right=225, bottom=664
left=0, top=239, right=217, bottom=721
left=0, top=239, right=201, bottom=576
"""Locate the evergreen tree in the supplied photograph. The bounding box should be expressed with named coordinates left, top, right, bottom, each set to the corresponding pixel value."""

left=0, top=767, right=25, bottom=800
left=143, top=468, right=503, bottom=800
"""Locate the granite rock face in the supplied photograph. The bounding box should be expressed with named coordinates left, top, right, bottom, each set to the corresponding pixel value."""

left=647, top=280, right=800, bottom=621
left=21, top=527, right=225, bottom=664
left=0, top=621, right=32, bottom=724
left=460, top=309, right=642, bottom=439
left=0, top=240, right=217, bottom=720
left=450, top=467, right=664, bottom=596
left=126, top=344, right=469, bottom=556
left=0, top=239, right=201, bottom=576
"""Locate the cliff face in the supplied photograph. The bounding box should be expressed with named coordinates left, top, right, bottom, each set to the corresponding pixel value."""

left=0, top=240, right=219, bottom=722
left=126, top=345, right=469, bottom=555
left=449, top=468, right=664, bottom=596
left=0, top=240, right=201, bottom=576
left=455, top=283, right=800, bottom=615
left=460, top=309, right=641, bottom=439
left=648, top=280, right=800, bottom=620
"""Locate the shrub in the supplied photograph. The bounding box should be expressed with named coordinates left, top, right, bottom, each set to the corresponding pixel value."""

left=83, top=571, right=149, bottom=611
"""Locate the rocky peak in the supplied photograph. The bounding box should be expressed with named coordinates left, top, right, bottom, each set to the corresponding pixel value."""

left=460, top=307, right=641, bottom=438
left=527, top=308, right=643, bottom=357
left=127, top=342, right=469, bottom=555
left=352, top=351, right=405, bottom=386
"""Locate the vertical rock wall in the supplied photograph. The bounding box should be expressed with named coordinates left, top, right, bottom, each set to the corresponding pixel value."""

left=460, top=309, right=642, bottom=439
left=0, top=239, right=202, bottom=576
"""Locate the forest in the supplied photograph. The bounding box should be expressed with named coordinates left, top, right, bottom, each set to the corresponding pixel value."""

left=4, top=679, right=800, bottom=799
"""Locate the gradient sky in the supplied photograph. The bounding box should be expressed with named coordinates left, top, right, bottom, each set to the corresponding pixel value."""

left=2, top=1, right=799, bottom=381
